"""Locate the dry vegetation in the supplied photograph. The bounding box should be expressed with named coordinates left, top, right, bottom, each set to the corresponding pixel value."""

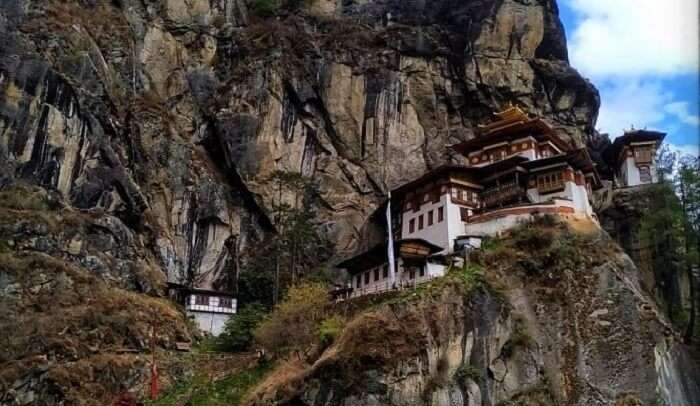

left=0, top=184, right=192, bottom=404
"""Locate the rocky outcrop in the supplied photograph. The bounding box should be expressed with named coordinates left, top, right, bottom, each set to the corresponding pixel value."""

left=246, top=221, right=700, bottom=406
left=1, top=0, right=599, bottom=261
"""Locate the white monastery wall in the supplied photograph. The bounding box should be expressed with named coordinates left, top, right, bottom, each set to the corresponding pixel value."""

left=401, top=194, right=451, bottom=251
left=621, top=157, right=641, bottom=186
left=188, top=312, right=231, bottom=336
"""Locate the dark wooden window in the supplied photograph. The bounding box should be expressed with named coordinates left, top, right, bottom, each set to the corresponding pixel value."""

left=419, top=267, right=425, bottom=277
left=374, top=268, right=380, bottom=281
left=537, top=172, right=564, bottom=193
left=431, top=189, right=440, bottom=203
left=438, top=207, right=444, bottom=222
left=382, top=265, right=389, bottom=278
left=492, top=149, right=505, bottom=162
left=409, top=219, right=415, bottom=233
left=219, top=297, right=233, bottom=308
left=460, top=207, right=469, bottom=222
left=428, top=210, right=434, bottom=226
left=356, top=275, right=361, bottom=288
left=364, top=272, right=370, bottom=284
left=409, top=269, right=416, bottom=279
left=418, top=215, right=424, bottom=230
left=195, top=295, right=209, bottom=306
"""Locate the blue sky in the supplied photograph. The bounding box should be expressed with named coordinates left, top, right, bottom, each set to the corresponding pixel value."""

left=558, top=0, right=699, bottom=157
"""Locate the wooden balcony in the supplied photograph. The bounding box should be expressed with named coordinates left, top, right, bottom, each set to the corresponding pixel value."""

left=480, top=182, right=526, bottom=209
left=537, top=180, right=565, bottom=194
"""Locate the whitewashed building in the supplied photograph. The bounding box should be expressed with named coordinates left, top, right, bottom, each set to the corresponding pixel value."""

left=608, top=130, right=665, bottom=187
left=335, top=107, right=602, bottom=298
left=168, top=284, right=237, bottom=336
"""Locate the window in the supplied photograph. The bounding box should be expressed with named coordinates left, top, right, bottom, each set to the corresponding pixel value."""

left=418, top=215, right=424, bottom=230
left=195, top=295, right=209, bottom=306
left=356, top=275, right=361, bottom=288
left=382, top=265, right=389, bottom=278
left=220, top=297, right=233, bottom=308
left=431, top=190, right=440, bottom=203
left=374, top=268, right=380, bottom=281
left=438, top=207, right=444, bottom=222
left=404, top=201, right=412, bottom=212
left=635, top=148, right=653, bottom=163
left=419, top=267, right=425, bottom=277
left=460, top=207, right=470, bottom=222
left=492, top=150, right=504, bottom=162
left=428, top=210, right=434, bottom=226
left=451, top=187, right=459, bottom=201
left=423, top=193, right=430, bottom=203
left=409, top=219, right=415, bottom=233
left=639, top=166, right=652, bottom=183
left=537, top=172, right=564, bottom=193
left=409, top=269, right=416, bottom=279
left=364, top=272, right=370, bottom=284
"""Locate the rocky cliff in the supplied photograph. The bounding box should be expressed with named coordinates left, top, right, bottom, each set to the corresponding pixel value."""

left=246, top=219, right=700, bottom=406
left=8, top=0, right=695, bottom=404
left=0, top=0, right=599, bottom=263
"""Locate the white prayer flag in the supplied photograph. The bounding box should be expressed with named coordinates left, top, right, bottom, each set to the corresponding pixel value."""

left=386, top=192, right=396, bottom=287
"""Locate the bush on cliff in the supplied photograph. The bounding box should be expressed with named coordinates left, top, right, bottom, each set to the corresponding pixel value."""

left=254, top=281, right=333, bottom=357
left=219, top=304, right=267, bottom=352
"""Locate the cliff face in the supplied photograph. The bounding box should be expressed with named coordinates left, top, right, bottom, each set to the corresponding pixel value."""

left=4, top=1, right=673, bottom=404
left=246, top=220, right=700, bottom=406
left=0, top=0, right=598, bottom=264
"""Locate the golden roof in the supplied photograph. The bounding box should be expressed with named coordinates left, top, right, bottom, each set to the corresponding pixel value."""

left=477, top=106, right=530, bottom=133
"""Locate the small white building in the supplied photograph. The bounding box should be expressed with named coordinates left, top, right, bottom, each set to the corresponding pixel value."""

left=168, top=284, right=237, bottom=336
left=608, top=130, right=665, bottom=187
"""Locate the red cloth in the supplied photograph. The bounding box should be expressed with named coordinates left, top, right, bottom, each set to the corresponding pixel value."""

left=150, top=363, right=159, bottom=400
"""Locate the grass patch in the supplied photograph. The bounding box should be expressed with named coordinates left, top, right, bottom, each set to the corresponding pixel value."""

left=149, top=361, right=272, bottom=406
left=383, top=263, right=485, bottom=306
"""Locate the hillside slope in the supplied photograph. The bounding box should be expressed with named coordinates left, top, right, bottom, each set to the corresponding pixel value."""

left=246, top=219, right=700, bottom=406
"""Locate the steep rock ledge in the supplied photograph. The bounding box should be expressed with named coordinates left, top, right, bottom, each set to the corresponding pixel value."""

left=246, top=221, right=700, bottom=406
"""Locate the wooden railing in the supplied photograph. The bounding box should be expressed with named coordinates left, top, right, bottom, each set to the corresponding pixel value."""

left=337, top=275, right=438, bottom=301
left=480, top=182, right=525, bottom=208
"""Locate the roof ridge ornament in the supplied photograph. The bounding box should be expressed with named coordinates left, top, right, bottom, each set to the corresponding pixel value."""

left=478, top=105, right=532, bottom=133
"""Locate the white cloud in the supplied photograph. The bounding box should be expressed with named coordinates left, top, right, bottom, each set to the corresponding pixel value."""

left=595, top=78, right=672, bottom=136
left=664, top=101, right=700, bottom=126
left=669, top=143, right=699, bottom=158
left=566, top=0, right=699, bottom=78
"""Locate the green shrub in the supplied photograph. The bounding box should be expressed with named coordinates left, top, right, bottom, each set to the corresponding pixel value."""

left=317, top=315, right=345, bottom=347
left=219, top=304, right=267, bottom=352
left=249, top=0, right=313, bottom=17
left=250, top=0, right=279, bottom=17
left=455, top=363, right=483, bottom=383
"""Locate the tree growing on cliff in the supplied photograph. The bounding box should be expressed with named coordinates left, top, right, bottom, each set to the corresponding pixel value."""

left=238, top=171, right=333, bottom=308
left=639, top=149, right=699, bottom=341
